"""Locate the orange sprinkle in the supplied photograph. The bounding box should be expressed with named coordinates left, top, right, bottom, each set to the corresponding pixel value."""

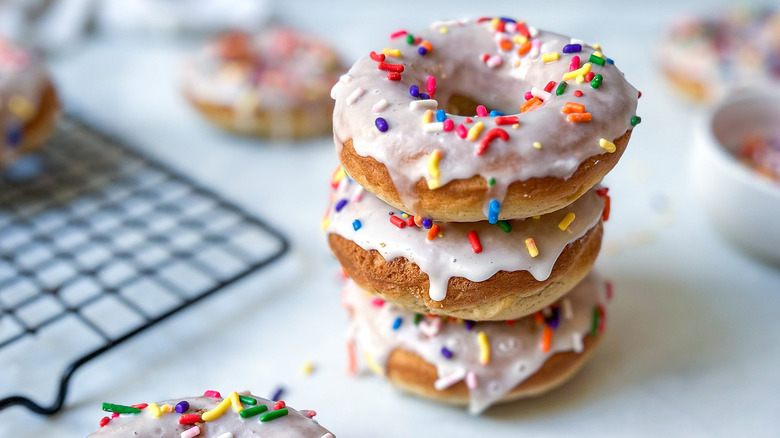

left=567, top=113, right=592, bottom=123
left=499, top=39, right=513, bottom=51
left=427, top=224, right=441, bottom=240
left=603, top=194, right=611, bottom=221
left=420, top=40, right=433, bottom=52
left=561, top=102, right=585, bottom=114
left=540, top=326, right=553, bottom=352
left=414, top=214, right=423, bottom=227
left=517, top=41, right=532, bottom=56
left=525, top=238, right=539, bottom=257
left=533, top=312, right=545, bottom=324
left=347, top=340, right=357, bottom=375
left=520, top=97, right=543, bottom=113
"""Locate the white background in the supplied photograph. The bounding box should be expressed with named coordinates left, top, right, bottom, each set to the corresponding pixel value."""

left=2, top=0, right=780, bottom=436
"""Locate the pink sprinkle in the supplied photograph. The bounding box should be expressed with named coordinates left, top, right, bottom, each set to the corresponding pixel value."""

left=204, top=390, right=221, bottom=398
left=111, top=413, right=119, bottom=419
left=390, top=30, right=408, bottom=39
left=464, top=117, right=473, bottom=123
left=605, top=281, right=614, bottom=300
left=486, top=55, right=502, bottom=68
left=574, top=90, right=584, bottom=97
left=181, top=426, right=200, bottom=438
left=476, top=105, right=488, bottom=117
left=443, top=119, right=455, bottom=131
left=465, top=371, right=478, bottom=389
left=426, top=76, right=436, bottom=98
left=371, top=297, right=385, bottom=307
left=301, top=410, right=317, bottom=418
left=455, top=124, right=468, bottom=139
left=524, top=91, right=533, bottom=100
left=569, top=55, right=580, bottom=72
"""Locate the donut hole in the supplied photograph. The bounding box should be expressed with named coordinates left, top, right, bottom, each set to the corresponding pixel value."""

left=445, top=94, right=483, bottom=116
left=437, top=71, right=526, bottom=116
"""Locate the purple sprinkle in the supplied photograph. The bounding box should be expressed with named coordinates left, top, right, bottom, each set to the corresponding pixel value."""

left=562, top=44, right=582, bottom=53
left=440, top=347, right=453, bottom=359
left=409, top=85, right=420, bottom=97
left=335, top=199, right=348, bottom=212
left=271, top=387, right=284, bottom=402
left=352, top=219, right=362, bottom=231
left=175, top=401, right=189, bottom=413
left=421, top=218, right=433, bottom=229
left=464, top=320, right=475, bottom=331
left=547, top=307, right=560, bottom=329
left=375, top=117, right=388, bottom=132
left=419, top=92, right=430, bottom=99
left=418, top=46, right=427, bottom=56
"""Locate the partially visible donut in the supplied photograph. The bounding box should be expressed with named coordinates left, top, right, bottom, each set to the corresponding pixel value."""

left=183, top=27, right=344, bottom=139
left=330, top=17, right=639, bottom=221
left=0, top=38, right=60, bottom=167
left=344, top=272, right=611, bottom=414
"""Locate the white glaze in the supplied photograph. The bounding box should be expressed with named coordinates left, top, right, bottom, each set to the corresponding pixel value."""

left=325, top=175, right=604, bottom=302
left=331, top=18, right=637, bottom=217
left=88, top=393, right=333, bottom=438
left=345, top=272, right=609, bottom=414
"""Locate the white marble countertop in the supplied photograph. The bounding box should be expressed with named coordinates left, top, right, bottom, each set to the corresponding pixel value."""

left=2, top=0, right=780, bottom=436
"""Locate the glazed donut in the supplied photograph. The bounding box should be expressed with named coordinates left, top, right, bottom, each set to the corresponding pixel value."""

left=0, top=38, right=59, bottom=167
left=344, top=272, right=610, bottom=414
left=660, top=7, right=780, bottom=103
left=324, top=172, right=607, bottom=321
left=183, top=27, right=343, bottom=139
left=88, top=390, right=335, bottom=437
left=330, top=18, right=639, bottom=222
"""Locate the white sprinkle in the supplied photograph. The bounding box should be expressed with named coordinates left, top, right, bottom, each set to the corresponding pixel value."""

left=529, top=40, right=540, bottom=59
left=346, top=87, right=365, bottom=107
left=372, top=98, right=389, bottom=113
left=572, top=332, right=584, bottom=353
left=570, top=38, right=585, bottom=45
left=329, top=84, right=339, bottom=100
left=529, top=26, right=539, bottom=37
left=181, top=426, right=200, bottom=438
left=321, top=434, right=335, bottom=438
left=562, top=298, right=573, bottom=320
left=215, top=434, right=233, bottom=438
left=505, top=22, right=517, bottom=33
left=418, top=317, right=442, bottom=337
left=434, top=368, right=467, bottom=390
left=465, top=371, right=478, bottom=389
left=486, top=55, right=502, bottom=68
left=339, top=74, right=352, bottom=84
left=423, top=122, right=444, bottom=133
left=531, top=86, right=551, bottom=101
left=409, top=99, right=438, bottom=110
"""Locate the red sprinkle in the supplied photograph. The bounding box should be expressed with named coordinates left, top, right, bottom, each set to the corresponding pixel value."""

left=204, top=391, right=221, bottom=398
left=495, top=21, right=505, bottom=32
left=477, top=17, right=491, bottom=23
left=506, top=319, right=516, bottom=326
left=584, top=72, right=595, bottom=82
left=602, top=194, right=611, bottom=221
left=455, top=124, right=468, bottom=139
left=99, top=417, right=110, bottom=428
left=569, top=55, right=580, bottom=72
left=481, top=53, right=490, bottom=63
left=179, top=414, right=200, bottom=424
left=495, top=116, right=519, bottom=125
left=377, top=62, right=404, bottom=73
left=131, top=404, right=148, bottom=410
left=371, top=297, right=385, bottom=307
left=426, top=76, right=436, bottom=98
left=369, top=51, right=385, bottom=62
left=413, top=37, right=422, bottom=45
left=516, top=22, right=530, bottom=38
left=544, top=81, right=556, bottom=93
left=598, top=305, right=606, bottom=332
left=386, top=72, right=401, bottom=81
left=596, top=187, right=609, bottom=196
left=405, top=217, right=415, bottom=227
left=111, top=413, right=119, bottom=419
left=389, top=215, right=407, bottom=228
left=389, top=30, right=408, bottom=39
left=605, top=281, right=614, bottom=300
left=443, top=119, right=455, bottom=131
left=476, top=128, right=509, bottom=155
left=273, top=401, right=286, bottom=410
left=302, top=410, right=317, bottom=418
left=464, top=117, right=473, bottom=123
left=574, top=90, right=584, bottom=97
left=468, top=230, right=482, bottom=253
left=638, top=91, right=642, bottom=98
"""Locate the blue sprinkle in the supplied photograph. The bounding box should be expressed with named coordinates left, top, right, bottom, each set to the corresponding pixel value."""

left=392, top=317, right=402, bottom=330
left=440, top=347, right=453, bottom=359
left=464, top=320, right=475, bottom=330
left=421, top=218, right=433, bottom=229
left=335, top=199, right=348, bottom=212
left=409, top=85, right=420, bottom=97
left=271, top=387, right=284, bottom=402
left=488, top=200, right=500, bottom=224
left=419, top=93, right=430, bottom=100
left=375, top=117, right=388, bottom=132
left=489, top=110, right=504, bottom=117
left=606, top=58, right=615, bottom=65
left=436, top=109, right=446, bottom=122
left=418, top=46, right=427, bottom=56
left=352, top=219, right=362, bottom=231
left=562, top=44, right=582, bottom=53
left=500, top=17, right=517, bottom=23
left=6, top=125, right=22, bottom=148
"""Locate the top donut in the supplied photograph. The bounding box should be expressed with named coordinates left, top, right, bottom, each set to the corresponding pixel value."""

left=331, top=17, right=640, bottom=222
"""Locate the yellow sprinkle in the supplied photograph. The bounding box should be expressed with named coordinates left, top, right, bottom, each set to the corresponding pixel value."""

left=490, top=18, right=501, bottom=29
left=301, top=361, right=315, bottom=376
left=321, top=218, right=330, bottom=230
left=525, top=238, right=539, bottom=257
left=382, top=48, right=402, bottom=58
left=332, top=167, right=347, bottom=184
left=477, top=331, right=490, bottom=365
left=8, top=95, right=35, bottom=120
left=439, top=26, right=449, bottom=34
left=401, top=213, right=410, bottom=219
left=533, top=141, right=542, bottom=149
left=592, top=51, right=604, bottom=58
left=562, top=62, right=592, bottom=81
left=599, top=138, right=616, bottom=153
left=575, top=75, right=585, bottom=83
left=428, top=149, right=442, bottom=179
left=229, top=391, right=243, bottom=413
left=422, top=109, right=434, bottom=124
left=467, top=121, right=485, bottom=141
left=202, top=396, right=232, bottom=421
left=513, top=35, right=528, bottom=44
left=363, top=351, right=384, bottom=376
left=161, top=405, right=174, bottom=414
left=148, top=403, right=161, bottom=418
left=427, top=179, right=441, bottom=190
left=514, top=60, right=521, bottom=67
left=541, top=52, right=560, bottom=63
left=533, top=215, right=541, bottom=220
left=558, top=212, right=576, bottom=231
left=512, top=123, right=520, bottom=129
left=593, top=43, right=602, bottom=50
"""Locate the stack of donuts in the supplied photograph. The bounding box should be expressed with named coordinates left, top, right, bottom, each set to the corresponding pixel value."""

left=324, top=17, right=640, bottom=414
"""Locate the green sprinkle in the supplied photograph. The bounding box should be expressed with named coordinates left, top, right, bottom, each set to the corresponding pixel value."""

left=488, top=177, right=495, bottom=186
left=630, top=116, right=641, bottom=126
left=414, top=313, right=423, bottom=325
left=589, top=54, right=606, bottom=66
left=260, top=408, right=289, bottom=422
left=591, top=307, right=600, bottom=336
left=555, top=81, right=567, bottom=96
left=239, top=404, right=268, bottom=418
left=239, top=395, right=257, bottom=406
left=590, top=74, right=603, bottom=89
left=102, top=403, right=141, bottom=415
left=406, top=34, right=414, bottom=45
left=497, top=220, right=512, bottom=232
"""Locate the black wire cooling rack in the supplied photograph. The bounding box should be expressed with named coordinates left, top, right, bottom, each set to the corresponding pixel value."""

left=0, top=117, right=289, bottom=415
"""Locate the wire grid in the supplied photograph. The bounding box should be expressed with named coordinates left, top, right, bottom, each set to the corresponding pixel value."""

left=0, top=117, right=289, bottom=415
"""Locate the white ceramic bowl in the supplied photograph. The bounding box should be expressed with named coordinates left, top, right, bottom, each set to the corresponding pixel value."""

left=692, top=88, right=780, bottom=266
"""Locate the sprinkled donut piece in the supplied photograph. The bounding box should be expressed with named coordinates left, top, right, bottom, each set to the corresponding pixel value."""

left=331, top=17, right=639, bottom=221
